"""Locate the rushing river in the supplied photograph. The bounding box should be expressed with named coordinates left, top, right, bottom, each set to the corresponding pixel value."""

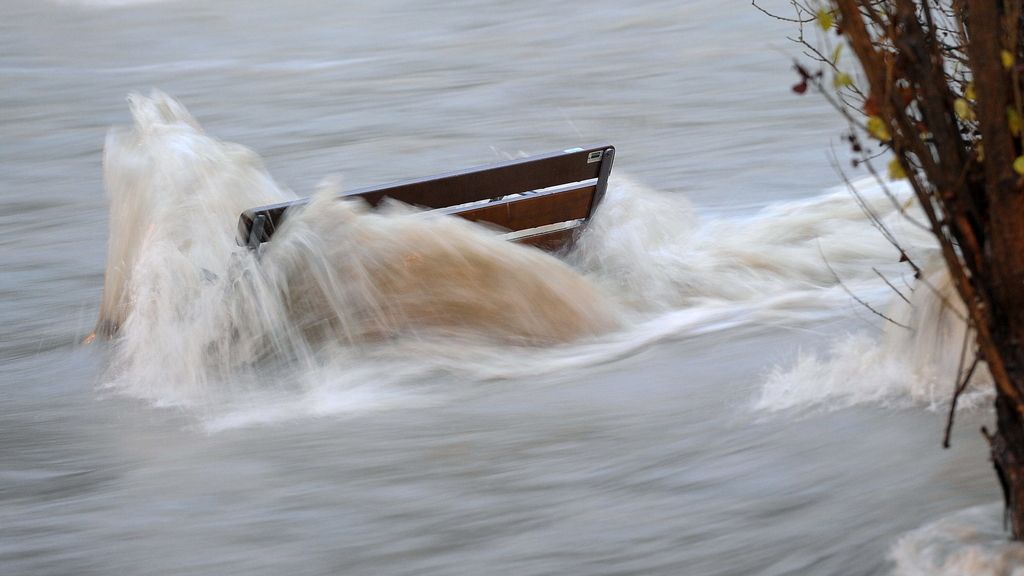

left=1, top=0, right=1014, bottom=574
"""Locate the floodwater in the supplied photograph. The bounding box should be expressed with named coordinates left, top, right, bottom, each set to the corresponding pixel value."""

left=1, top=0, right=1011, bottom=574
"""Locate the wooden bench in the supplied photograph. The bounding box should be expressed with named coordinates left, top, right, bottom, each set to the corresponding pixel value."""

left=238, top=144, right=615, bottom=253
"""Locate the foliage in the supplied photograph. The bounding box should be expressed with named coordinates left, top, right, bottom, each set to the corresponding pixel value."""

left=761, top=0, right=1024, bottom=539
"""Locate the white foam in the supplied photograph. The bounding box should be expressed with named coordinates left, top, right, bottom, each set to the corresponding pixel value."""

left=890, top=504, right=1024, bottom=575
left=730, top=169, right=1003, bottom=413
left=574, top=174, right=936, bottom=311
left=95, top=90, right=981, bottom=429
left=755, top=256, right=991, bottom=412
left=97, top=91, right=618, bottom=420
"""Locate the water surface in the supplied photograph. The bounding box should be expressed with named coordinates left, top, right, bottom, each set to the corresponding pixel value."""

left=0, top=1, right=1002, bottom=575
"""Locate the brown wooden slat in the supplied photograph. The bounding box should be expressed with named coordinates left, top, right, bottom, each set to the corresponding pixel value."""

left=442, top=184, right=595, bottom=232
left=348, top=149, right=601, bottom=208
left=238, top=144, right=613, bottom=246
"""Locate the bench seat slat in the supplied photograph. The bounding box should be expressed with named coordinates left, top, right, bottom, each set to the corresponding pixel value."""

left=437, top=183, right=595, bottom=232
left=504, top=222, right=583, bottom=251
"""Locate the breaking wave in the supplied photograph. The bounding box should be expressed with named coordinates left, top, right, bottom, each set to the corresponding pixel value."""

left=575, top=167, right=937, bottom=310
left=95, top=90, right=966, bottom=427
left=98, top=90, right=617, bottom=413
left=755, top=251, right=991, bottom=412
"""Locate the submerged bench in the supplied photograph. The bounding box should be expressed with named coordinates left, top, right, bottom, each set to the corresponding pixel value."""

left=238, top=144, right=615, bottom=253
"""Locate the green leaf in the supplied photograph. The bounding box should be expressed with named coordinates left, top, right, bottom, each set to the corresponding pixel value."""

left=833, top=72, right=853, bottom=89
left=1003, top=50, right=1015, bottom=70
left=1014, top=155, right=1024, bottom=175
left=1009, top=107, right=1021, bottom=137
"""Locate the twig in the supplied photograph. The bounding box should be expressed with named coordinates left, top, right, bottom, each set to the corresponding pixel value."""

left=752, top=0, right=815, bottom=23
left=828, top=148, right=923, bottom=277
left=818, top=242, right=912, bottom=329
left=856, top=146, right=932, bottom=232
left=944, top=354, right=979, bottom=448
left=943, top=302, right=974, bottom=449
left=873, top=267, right=912, bottom=304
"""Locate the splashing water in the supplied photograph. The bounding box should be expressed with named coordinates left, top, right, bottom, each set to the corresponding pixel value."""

left=98, top=91, right=619, bottom=409
left=755, top=252, right=991, bottom=412
left=97, top=91, right=287, bottom=339
left=11, top=1, right=1012, bottom=571
left=574, top=171, right=935, bottom=310
left=97, top=91, right=979, bottom=426
left=87, top=89, right=1017, bottom=574
left=890, top=504, right=1024, bottom=576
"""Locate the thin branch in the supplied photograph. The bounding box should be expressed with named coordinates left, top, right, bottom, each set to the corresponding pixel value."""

left=752, top=0, right=815, bottom=23
left=944, top=354, right=980, bottom=448
left=856, top=146, right=933, bottom=232
left=873, top=266, right=912, bottom=304
left=828, top=148, right=923, bottom=277
left=818, top=242, right=912, bottom=330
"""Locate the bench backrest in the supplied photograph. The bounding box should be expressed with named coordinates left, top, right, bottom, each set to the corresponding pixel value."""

left=238, top=144, right=615, bottom=251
